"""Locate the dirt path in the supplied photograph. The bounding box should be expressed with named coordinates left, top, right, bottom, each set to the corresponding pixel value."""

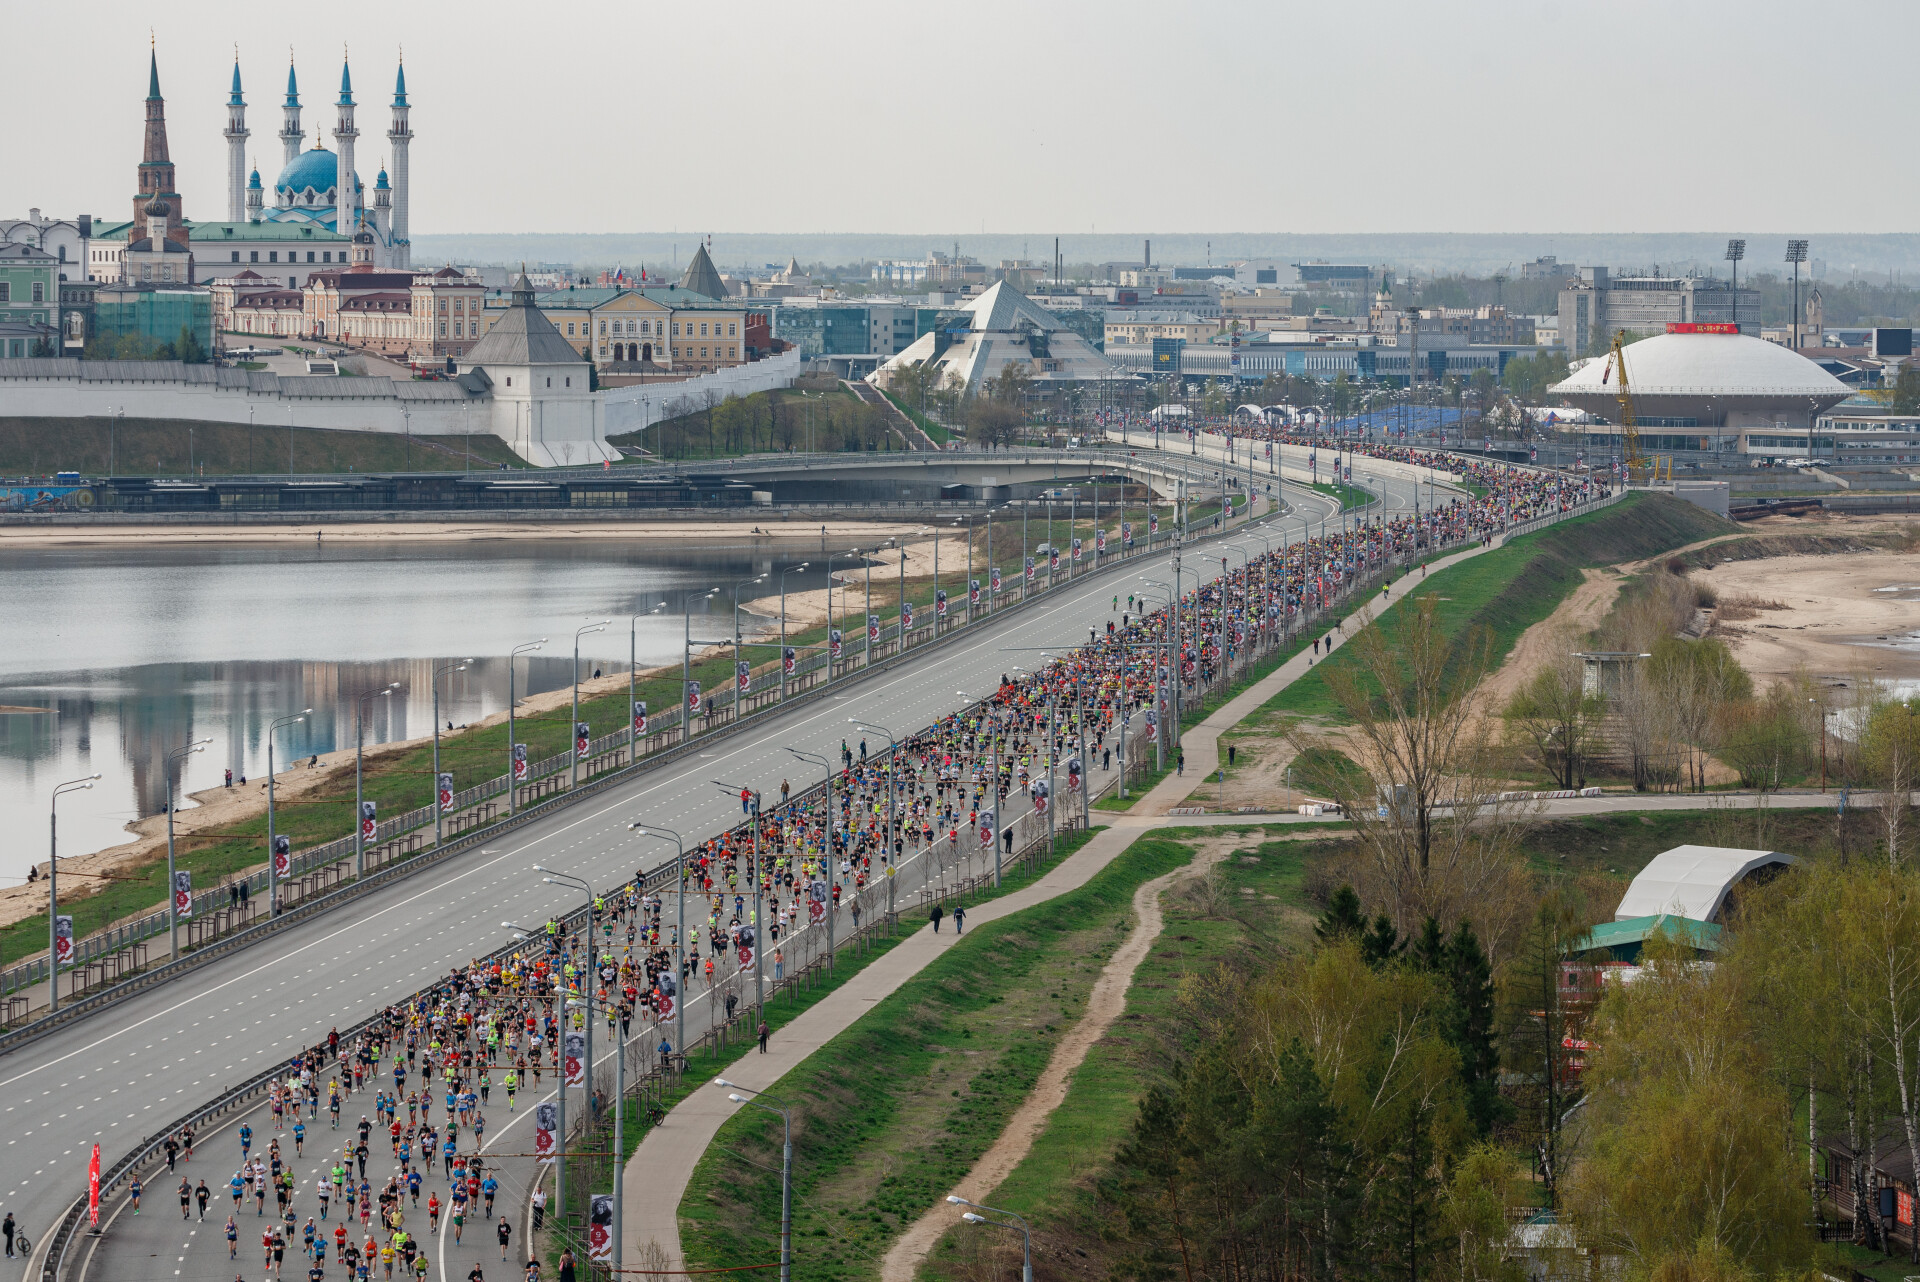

left=1477, top=567, right=1625, bottom=711
left=878, top=839, right=1234, bottom=1282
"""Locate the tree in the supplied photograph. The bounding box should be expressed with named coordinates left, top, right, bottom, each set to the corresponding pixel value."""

left=1504, top=643, right=1603, bottom=789
left=1860, top=699, right=1920, bottom=865
left=1893, top=363, right=1920, bottom=415
left=1500, top=891, right=1589, bottom=1208
left=1287, top=595, right=1535, bottom=958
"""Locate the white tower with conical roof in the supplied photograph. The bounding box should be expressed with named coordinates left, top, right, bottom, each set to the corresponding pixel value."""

left=332, top=55, right=358, bottom=238
left=280, top=57, right=303, bottom=168
left=386, top=60, right=411, bottom=269
left=224, top=57, right=249, bottom=222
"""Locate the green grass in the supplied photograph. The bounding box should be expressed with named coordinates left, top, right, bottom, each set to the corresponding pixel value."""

left=879, top=388, right=953, bottom=444
left=551, top=827, right=1107, bottom=1272
left=1267, top=491, right=1731, bottom=722
left=677, top=829, right=1191, bottom=1280
left=0, top=416, right=522, bottom=476
left=926, top=832, right=1314, bottom=1272
left=1307, top=480, right=1372, bottom=509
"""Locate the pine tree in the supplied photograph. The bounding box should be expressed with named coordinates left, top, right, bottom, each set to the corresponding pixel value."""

left=1316, top=884, right=1366, bottom=942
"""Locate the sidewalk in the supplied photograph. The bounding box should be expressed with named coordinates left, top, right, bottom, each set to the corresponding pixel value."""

left=622, top=537, right=1495, bottom=1270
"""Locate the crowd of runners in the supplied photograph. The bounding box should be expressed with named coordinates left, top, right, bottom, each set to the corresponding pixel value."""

left=51, top=437, right=1608, bottom=1282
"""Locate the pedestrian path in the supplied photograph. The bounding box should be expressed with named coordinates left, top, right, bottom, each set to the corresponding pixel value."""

left=622, top=538, right=1495, bottom=1270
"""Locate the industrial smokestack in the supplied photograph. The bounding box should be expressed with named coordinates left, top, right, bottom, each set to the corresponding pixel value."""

left=1144, top=238, right=1151, bottom=269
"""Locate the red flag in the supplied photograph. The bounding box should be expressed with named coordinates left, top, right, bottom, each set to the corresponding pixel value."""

left=88, top=1142, right=101, bottom=1228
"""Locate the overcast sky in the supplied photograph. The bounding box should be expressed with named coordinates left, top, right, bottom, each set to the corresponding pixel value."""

left=7, top=0, right=1914, bottom=238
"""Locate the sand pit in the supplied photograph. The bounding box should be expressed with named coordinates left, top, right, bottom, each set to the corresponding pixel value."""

left=1705, top=552, right=1920, bottom=684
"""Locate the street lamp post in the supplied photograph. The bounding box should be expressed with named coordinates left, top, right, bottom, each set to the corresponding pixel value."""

left=533, top=865, right=599, bottom=1239
left=685, top=588, right=719, bottom=745
left=265, top=710, right=311, bottom=918
left=572, top=620, right=610, bottom=790
left=712, top=780, right=766, bottom=1014
left=777, top=562, right=808, bottom=702
left=627, top=823, right=688, bottom=1068
left=431, top=661, right=471, bottom=847
left=716, top=1081, right=793, bottom=1282
left=852, top=719, right=900, bottom=925
left=785, top=748, right=837, bottom=966
left=47, top=774, right=100, bottom=1013
left=947, top=1196, right=1032, bottom=1282
left=164, top=737, right=213, bottom=960
left=629, top=604, right=665, bottom=763
left=353, top=684, right=400, bottom=878
left=507, top=640, right=546, bottom=817
left=959, top=688, right=1003, bottom=887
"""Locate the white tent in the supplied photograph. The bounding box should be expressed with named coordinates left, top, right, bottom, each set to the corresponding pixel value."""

left=1614, top=845, right=1795, bottom=923
left=1149, top=403, right=1192, bottom=419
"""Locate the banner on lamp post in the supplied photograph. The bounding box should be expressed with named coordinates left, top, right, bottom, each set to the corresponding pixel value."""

left=968, top=579, right=980, bottom=605
left=589, top=1195, right=614, bottom=1262
left=783, top=647, right=796, bottom=676
left=512, top=743, right=529, bottom=782
left=867, top=614, right=880, bottom=644
left=829, top=629, right=843, bottom=660
left=438, top=773, right=454, bottom=813
left=575, top=722, right=591, bottom=760
left=360, top=801, right=377, bottom=842
left=173, top=871, right=192, bottom=919
left=736, top=660, right=751, bottom=694
left=564, top=1031, right=586, bottom=1087
left=686, top=682, right=701, bottom=714
left=1122, top=521, right=1132, bottom=548
left=272, top=834, right=291, bottom=878
left=1024, top=556, right=1035, bottom=583
left=54, top=914, right=73, bottom=964
left=534, top=1103, right=557, bottom=1163
left=632, top=701, right=647, bottom=734
left=990, top=566, right=1001, bottom=593
left=979, top=809, right=995, bottom=846
left=935, top=589, right=947, bottom=618
left=901, top=601, right=913, bottom=630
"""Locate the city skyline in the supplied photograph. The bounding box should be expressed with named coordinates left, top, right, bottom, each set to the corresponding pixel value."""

left=4, top=0, right=1915, bottom=239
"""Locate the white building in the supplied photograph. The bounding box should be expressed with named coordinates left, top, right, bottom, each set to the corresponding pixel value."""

left=457, top=272, right=613, bottom=467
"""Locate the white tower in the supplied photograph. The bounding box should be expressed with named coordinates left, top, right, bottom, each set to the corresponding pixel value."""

left=372, top=166, right=392, bottom=268
left=224, top=58, right=249, bottom=223
left=386, top=60, right=412, bottom=269
left=279, top=57, right=302, bottom=168
left=333, top=55, right=358, bottom=238
left=246, top=165, right=264, bottom=219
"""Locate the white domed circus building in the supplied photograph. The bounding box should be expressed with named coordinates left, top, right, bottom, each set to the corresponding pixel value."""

left=1550, top=325, right=1851, bottom=459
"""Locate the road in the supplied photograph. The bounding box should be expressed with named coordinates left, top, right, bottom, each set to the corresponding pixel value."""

left=0, top=459, right=1433, bottom=1279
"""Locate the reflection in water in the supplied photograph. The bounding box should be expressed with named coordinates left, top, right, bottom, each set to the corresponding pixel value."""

left=0, top=536, right=850, bottom=876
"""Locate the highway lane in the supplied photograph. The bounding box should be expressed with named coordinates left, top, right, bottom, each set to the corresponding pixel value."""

left=0, top=470, right=1439, bottom=1270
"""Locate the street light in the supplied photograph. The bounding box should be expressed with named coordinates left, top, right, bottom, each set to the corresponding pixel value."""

left=627, top=822, right=689, bottom=1065
left=530, top=864, right=598, bottom=1236
left=776, top=562, right=808, bottom=703
left=163, top=737, right=213, bottom=960
left=712, top=779, right=766, bottom=1013
left=717, top=1081, right=794, bottom=1282
left=852, top=719, right=901, bottom=922
left=507, top=640, right=546, bottom=817
left=946, top=1195, right=1032, bottom=1282
left=1725, top=239, right=1747, bottom=328
left=1786, top=239, right=1810, bottom=350
left=785, top=747, right=838, bottom=965
left=572, top=620, right=610, bottom=790
left=629, top=604, right=666, bottom=763
left=47, top=773, right=100, bottom=1014
left=431, top=660, right=471, bottom=847
left=353, top=683, right=401, bottom=878
left=265, top=710, right=311, bottom=918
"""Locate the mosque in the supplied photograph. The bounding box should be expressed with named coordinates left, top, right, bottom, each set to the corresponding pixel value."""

left=102, top=46, right=413, bottom=285
left=239, top=52, right=413, bottom=268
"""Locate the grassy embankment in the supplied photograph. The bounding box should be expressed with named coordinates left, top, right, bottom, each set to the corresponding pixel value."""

left=878, top=388, right=953, bottom=444
left=546, top=825, right=1105, bottom=1276
left=677, top=830, right=1198, bottom=1282
left=0, top=417, right=521, bottom=476
left=1267, top=491, right=1731, bottom=722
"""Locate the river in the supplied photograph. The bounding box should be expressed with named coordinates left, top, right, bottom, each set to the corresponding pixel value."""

left=0, top=536, right=848, bottom=873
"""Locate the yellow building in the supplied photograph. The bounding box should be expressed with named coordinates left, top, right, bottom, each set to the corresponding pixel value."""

left=479, top=286, right=754, bottom=372
left=1102, top=309, right=1223, bottom=347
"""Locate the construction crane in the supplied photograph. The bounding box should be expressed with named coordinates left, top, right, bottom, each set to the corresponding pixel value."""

left=1602, top=329, right=1665, bottom=483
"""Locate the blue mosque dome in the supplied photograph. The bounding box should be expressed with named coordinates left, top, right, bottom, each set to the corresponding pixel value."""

left=274, top=146, right=361, bottom=200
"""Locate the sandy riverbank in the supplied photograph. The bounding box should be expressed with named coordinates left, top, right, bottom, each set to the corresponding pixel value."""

left=0, top=518, right=928, bottom=548
left=1707, top=551, right=1920, bottom=684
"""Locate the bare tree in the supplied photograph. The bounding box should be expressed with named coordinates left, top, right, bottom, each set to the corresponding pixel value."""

left=1287, top=596, right=1534, bottom=957
left=1504, top=641, right=1602, bottom=789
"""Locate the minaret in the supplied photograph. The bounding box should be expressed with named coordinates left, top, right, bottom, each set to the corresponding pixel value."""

left=134, top=46, right=185, bottom=246
left=224, top=56, right=249, bottom=223
left=373, top=165, right=391, bottom=267
left=280, top=55, right=303, bottom=168
left=246, top=164, right=263, bottom=220
left=332, top=53, right=358, bottom=238
left=386, top=59, right=412, bottom=269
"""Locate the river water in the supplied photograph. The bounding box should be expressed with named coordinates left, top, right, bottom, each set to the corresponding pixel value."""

left=0, top=537, right=847, bottom=874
